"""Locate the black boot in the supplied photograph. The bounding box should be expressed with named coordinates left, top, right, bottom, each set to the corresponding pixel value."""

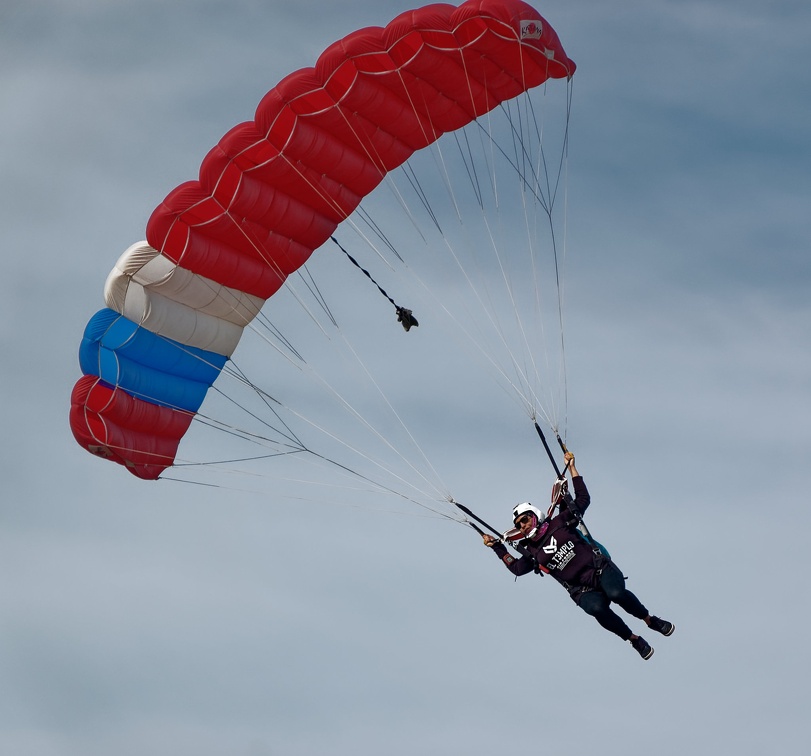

left=630, top=636, right=654, bottom=660
left=648, top=616, right=675, bottom=636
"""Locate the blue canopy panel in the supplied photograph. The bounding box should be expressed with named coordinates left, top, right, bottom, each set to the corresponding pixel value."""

left=79, top=308, right=228, bottom=413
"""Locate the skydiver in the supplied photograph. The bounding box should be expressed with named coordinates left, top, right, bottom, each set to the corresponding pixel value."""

left=481, top=451, right=674, bottom=660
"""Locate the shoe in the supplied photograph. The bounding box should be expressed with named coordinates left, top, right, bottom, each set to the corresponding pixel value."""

left=630, top=636, right=654, bottom=660
left=649, top=616, right=675, bottom=636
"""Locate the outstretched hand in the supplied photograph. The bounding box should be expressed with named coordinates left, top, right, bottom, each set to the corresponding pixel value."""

left=482, top=534, right=498, bottom=548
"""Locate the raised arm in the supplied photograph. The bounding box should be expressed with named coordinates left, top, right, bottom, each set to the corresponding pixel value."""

left=564, top=450, right=579, bottom=478
left=562, top=450, right=590, bottom=515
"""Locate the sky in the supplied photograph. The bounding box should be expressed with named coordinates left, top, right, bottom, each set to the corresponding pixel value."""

left=2, top=1, right=810, bottom=754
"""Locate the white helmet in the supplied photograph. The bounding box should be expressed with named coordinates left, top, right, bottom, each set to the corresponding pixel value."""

left=512, top=502, right=544, bottom=539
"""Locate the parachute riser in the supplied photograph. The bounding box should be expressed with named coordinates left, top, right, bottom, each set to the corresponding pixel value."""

left=452, top=499, right=538, bottom=568
left=535, top=421, right=583, bottom=530
left=534, top=421, right=566, bottom=480
left=533, top=425, right=598, bottom=544
left=452, top=499, right=502, bottom=540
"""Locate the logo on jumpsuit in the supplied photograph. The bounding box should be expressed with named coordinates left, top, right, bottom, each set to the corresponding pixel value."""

left=543, top=536, right=558, bottom=554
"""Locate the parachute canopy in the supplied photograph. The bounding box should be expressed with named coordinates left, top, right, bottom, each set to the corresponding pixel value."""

left=70, top=0, right=575, bottom=480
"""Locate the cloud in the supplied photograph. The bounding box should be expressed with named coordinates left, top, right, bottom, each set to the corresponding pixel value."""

left=2, top=1, right=809, bottom=753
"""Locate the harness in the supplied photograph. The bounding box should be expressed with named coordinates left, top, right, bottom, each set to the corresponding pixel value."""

left=532, top=504, right=612, bottom=596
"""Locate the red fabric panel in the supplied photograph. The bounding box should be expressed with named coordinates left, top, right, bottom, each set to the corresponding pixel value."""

left=145, top=0, right=574, bottom=299
left=70, top=375, right=194, bottom=480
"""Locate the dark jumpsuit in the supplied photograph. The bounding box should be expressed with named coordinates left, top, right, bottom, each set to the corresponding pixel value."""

left=491, top=476, right=649, bottom=641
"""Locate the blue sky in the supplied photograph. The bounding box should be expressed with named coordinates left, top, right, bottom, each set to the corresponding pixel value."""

left=2, top=1, right=810, bottom=754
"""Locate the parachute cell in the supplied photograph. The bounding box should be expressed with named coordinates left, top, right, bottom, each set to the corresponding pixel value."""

left=104, top=242, right=264, bottom=356
left=78, top=309, right=227, bottom=412
left=70, top=376, right=194, bottom=480
left=70, top=0, right=575, bottom=479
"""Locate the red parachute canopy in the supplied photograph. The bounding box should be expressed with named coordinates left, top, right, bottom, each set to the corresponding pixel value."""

left=71, top=0, right=575, bottom=479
